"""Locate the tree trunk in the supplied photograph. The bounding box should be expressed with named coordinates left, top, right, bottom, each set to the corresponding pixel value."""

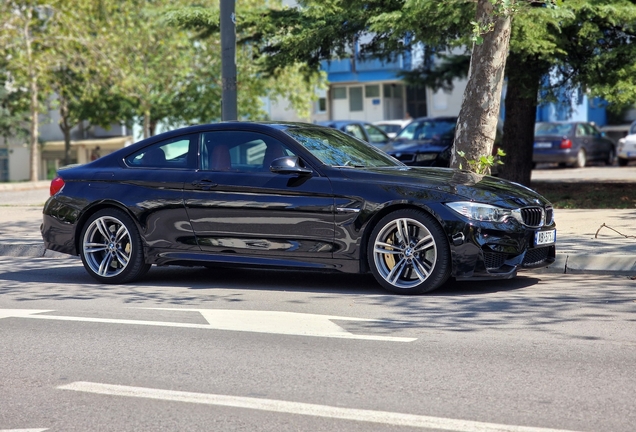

left=24, top=9, right=40, bottom=182
left=58, top=95, right=73, bottom=166
left=499, top=52, right=545, bottom=186
left=29, top=75, right=39, bottom=182
left=451, top=0, right=511, bottom=173
left=143, top=107, right=151, bottom=139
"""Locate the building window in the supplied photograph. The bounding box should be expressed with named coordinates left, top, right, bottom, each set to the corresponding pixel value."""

left=365, top=85, right=380, bottom=98
left=349, top=86, right=363, bottom=111
left=333, top=87, right=347, bottom=99
left=316, top=97, right=327, bottom=113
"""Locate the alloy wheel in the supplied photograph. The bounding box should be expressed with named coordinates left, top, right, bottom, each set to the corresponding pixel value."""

left=82, top=215, right=132, bottom=278
left=372, top=217, right=437, bottom=289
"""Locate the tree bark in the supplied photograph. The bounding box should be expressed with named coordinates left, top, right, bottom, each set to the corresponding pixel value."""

left=58, top=95, right=73, bottom=166
left=29, top=75, right=39, bottom=182
left=143, top=106, right=151, bottom=139
left=499, top=52, right=545, bottom=186
left=451, top=0, right=511, bottom=173
left=24, top=9, right=40, bottom=182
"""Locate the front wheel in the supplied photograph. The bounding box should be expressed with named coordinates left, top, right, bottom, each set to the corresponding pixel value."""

left=79, top=208, right=150, bottom=284
left=367, top=209, right=450, bottom=295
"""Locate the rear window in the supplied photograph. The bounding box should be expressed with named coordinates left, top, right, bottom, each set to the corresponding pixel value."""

left=535, top=123, right=573, bottom=136
left=396, top=120, right=455, bottom=140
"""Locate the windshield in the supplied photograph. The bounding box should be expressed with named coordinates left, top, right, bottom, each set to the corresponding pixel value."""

left=284, top=127, right=402, bottom=168
left=396, top=119, right=456, bottom=141
left=535, top=123, right=573, bottom=136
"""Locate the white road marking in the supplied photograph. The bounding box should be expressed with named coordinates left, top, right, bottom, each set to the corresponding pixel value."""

left=0, top=309, right=53, bottom=319
left=0, top=308, right=415, bottom=342
left=0, top=429, right=48, bottom=432
left=59, top=381, right=581, bottom=432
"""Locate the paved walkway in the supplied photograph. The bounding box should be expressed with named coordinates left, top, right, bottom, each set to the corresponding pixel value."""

left=1, top=181, right=635, bottom=275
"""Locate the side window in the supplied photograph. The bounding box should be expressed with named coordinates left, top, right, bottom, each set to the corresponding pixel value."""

left=344, top=124, right=365, bottom=141
left=364, top=124, right=388, bottom=144
left=201, top=131, right=294, bottom=172
left=588, top=124, right=601, bottom=137
left=576, top=124, right=586, bottom=137
left=125, top=134, right=196, bottom=169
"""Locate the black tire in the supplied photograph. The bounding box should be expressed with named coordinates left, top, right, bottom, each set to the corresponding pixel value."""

left=605, top=148, right=616, bottom=166
left=618, top=157, right=629, bottom=167
left=367, top=209, right=450, bottom=295
left=573, top=148, right=586, bottom=168
left=79, top=208, right=151, bottom=284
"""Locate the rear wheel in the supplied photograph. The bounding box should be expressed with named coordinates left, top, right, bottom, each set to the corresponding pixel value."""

left=80, top=208, right=150, bottom=284
left=606, top=148, right=616, bottom=166
left=367, top=209, right=450, bottom=295
left=573, top=148, right=587, bottom=168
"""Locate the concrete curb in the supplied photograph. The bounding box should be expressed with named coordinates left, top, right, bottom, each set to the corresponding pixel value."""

left=0, top=181, right=50, bottom=191
left=538, top=254, right=636, bottom=276
left=0, top=244, right=70, bottom=259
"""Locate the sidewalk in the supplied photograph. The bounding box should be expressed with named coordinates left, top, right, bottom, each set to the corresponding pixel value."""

left=1, top=181, right=635, bottom=275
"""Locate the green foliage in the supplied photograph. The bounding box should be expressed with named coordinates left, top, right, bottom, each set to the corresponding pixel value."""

left=0, top=79, right=29, bottom=142
left=457, top=148, right=506, bottom=175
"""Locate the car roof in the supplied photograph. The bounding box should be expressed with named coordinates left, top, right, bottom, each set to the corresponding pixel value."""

left=113, top=121, right=325, bottom=153
left=316, top=120, right=371, bottom=127
left=410, top=116, right=458, bottom=122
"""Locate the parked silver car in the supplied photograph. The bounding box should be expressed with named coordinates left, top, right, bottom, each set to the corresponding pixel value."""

left=617, top=121, right=636, bottom=166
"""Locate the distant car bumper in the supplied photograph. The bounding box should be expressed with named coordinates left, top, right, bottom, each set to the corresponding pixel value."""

left=388, top=152, right=449, bottom=167
left=532, top=149, right=577, bottom=164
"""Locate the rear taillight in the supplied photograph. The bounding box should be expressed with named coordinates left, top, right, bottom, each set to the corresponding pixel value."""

left=50, top=176, right=65, bottom=196
left=560, top=138, right=572, bottom=149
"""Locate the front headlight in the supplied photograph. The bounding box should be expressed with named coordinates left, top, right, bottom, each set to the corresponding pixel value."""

left=446, top=201, right=520, bottom=223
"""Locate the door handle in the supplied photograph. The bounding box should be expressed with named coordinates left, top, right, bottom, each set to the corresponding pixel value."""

left=192, top=179, right=218, bottom=189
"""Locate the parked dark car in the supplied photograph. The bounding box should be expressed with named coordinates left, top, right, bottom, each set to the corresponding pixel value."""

left=385, top=117, right=457, bottom=166
left=317, top=120, right=391, bottom=150
left=533, top=121, right=615, bottom=168
left=42, top=122, right=556, bottom=295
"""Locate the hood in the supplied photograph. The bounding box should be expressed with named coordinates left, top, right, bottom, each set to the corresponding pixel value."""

left=342, top=166, right=551, bottom=208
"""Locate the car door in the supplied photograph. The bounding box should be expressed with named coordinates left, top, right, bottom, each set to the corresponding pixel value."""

left=118, top=133, right=199, bottom=252
left=183, top=130, right=337, bottom=262
left=589, top=123, right=613, bottom=161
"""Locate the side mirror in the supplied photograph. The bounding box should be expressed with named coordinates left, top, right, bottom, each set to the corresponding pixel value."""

left=270, top=156, right=313, bottom=175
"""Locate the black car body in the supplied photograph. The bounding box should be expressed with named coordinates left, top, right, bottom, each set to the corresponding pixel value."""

left=385, top=117, right=457, bottom=166
left=42, top=122, right=556, bottom=295
left=533, top=121, right=616, bottom=168
left=317, top=120, right=391, bottom=150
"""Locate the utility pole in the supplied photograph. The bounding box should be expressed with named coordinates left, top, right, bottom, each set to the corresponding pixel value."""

left=220, top=0, right=237, bottom=121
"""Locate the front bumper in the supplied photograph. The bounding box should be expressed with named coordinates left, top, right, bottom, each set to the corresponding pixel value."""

left=449, top=219, right=556, bottom=280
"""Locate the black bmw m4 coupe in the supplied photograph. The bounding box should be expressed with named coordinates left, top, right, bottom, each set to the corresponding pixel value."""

left=42, top=122, right=556, bottom=294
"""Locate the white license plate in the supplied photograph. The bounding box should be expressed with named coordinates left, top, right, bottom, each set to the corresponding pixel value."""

left=534, top=142, right=552, bottom=149
left=535, top=229, right=556, bottom=246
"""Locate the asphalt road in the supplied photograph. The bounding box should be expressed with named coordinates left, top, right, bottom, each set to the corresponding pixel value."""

left=2, top=167, right=636, bottom=431
left=1, top=258, right=635, bottom=432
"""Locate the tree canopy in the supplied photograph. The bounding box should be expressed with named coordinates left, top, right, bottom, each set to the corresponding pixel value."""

left=243, top=0, right=636, bottom=185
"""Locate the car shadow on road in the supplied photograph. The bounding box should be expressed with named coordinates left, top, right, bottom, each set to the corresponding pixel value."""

left=0, top=258, right=540, bottom=301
